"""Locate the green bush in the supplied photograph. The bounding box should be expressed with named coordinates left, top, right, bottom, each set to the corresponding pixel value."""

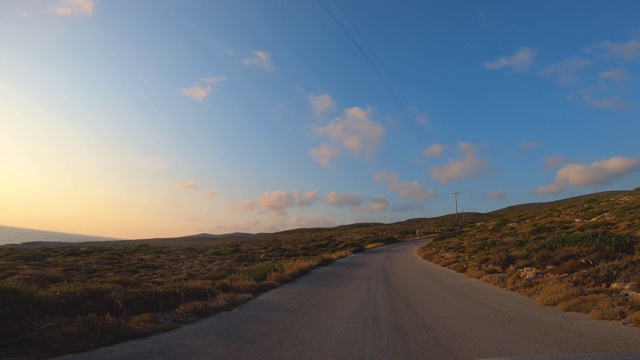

left=535, top=232, right=636, bottom=254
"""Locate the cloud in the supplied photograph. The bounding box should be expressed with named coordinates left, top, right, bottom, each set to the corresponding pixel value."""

left=242, top=50, right=275, bottom=71
left=309, top=93, right=337, bottom=115
left=362, top=195, right=388, bottom=213
left=484, top=47, right=536, bottom=71
left=200, top=76, right=228, bottom=84
left=229, top=200, right=257, bottom=213
left=309, top=144, right=341, bottom=166
left=180, top=75, right=227, bottom=101
left=595, top=39, right=640, bottom=61
left=204, top=190, right=217, bottom=198
left=326, top=192, right=366, bottom=207
left=484, top=192, right=507, bottom=200
left=179, top=85, right=212, bottom=101
left=259, top=191, right=296, bottom=216
left=520, top=140, right=540, bottom=152
left=538, top=58, right=592, bottom=86
left=535, top=184, right=563, bottom=196
left=373, top=170, right=434, bottom=201
left=580, top=87, right=629, bottom=110
left=428, top=142, right=488, bottom=184
left=457, top=141, right=477, bottom=153
left=177, top=180, right=197, bottom=190
left=430, top=153, right=487, bottom=184
left=424, top=144, right=446, bottom=157
left=313, top=106, right=386, bottom=160
left=294, top=190, right=319, bottom=206
left=544, top=155, right=568, bottom=170
left=54, top=0, right=94, bottom=15
left=599, top=69, right=631, bottom=85
left=408, top=106, right=430, bottom=126
left=257, top=190, right=320, bottom=216
left=536, top=156, right=640, bottom=195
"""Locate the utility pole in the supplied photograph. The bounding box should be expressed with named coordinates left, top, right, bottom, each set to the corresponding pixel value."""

left=452, top=192, right=460, bottom=225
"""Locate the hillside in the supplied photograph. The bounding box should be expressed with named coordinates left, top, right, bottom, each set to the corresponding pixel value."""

left=1, top=188, right=639, bottom=357
left=418, top=188, right=640, bottom=326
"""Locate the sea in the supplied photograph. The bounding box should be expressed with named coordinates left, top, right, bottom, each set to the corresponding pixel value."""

left=0, top=225, right=121, bottom=246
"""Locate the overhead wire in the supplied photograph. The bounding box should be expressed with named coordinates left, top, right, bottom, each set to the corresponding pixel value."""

left=316, top=0, right=429, bottom=144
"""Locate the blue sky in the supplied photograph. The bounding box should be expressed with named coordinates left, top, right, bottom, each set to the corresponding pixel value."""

left=1, top=0, right=639, bottom=238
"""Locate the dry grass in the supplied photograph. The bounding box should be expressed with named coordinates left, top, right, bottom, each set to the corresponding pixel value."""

left=418, top=188, right=640, bottom=326
left=0, top=227, right=405, bottom=358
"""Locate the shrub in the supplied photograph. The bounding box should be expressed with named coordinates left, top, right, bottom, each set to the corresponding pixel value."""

left=626, top=311, right=640, bottom=327
left=532, top=281, right=582, bottom=306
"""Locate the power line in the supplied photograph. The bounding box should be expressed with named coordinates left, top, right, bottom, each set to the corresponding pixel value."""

left=316, top=0, right=429, bottom=142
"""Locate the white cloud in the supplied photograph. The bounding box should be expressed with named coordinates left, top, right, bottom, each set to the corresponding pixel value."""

left=424, top=144, right=446, bottom=157
left=200, top=75, right=228, bottom=84
left=259, top=191, right=296, bottom=216
left=429, top=142, right=488, bottom=184
left=180, top=75, right=227, bottom=101
left=535, top=184, right=563, bottom=196
left=556, top=157, right=640, bottom=186
left=484, top=47, right=536, bottom=71
left=229, top=200, right=257, bottom=213
left=457, top=141, right=477, bottom=153
left=408, top=106, right=430, bottom=126
left=179, top=85, right=212, bottom=101
left=599, top=69, right=631, bottom=84
left=520, top=140, right=540, bottom=152
left=54, top=0, right=94, bottom=15
left=373, top=170, right=434, bottom=201
left=538, top=58, right=592, bottom=86
left=595, top=40, right=640, bottom=61
left=326, top=192, right=366, bottom=207
left=430, top=153, right=487, bottom=184
left=177, top=180, right=197, bottom=190
left=293, top=190, right=319, bottom=206
left=580, top=87, right=628, bottom=110
left=242, top=50, right=275, bottom=71
left=309, top=144, right=340, bottom=166
left=544, top=155, right=568, bottom=170
left=309, top=93, right=337, bottom=115
left=314, top=106, right=385, bottom=161
left=536, top=156, right=640, bottom=195
left=258, top=190, right=320, bottom=216
left=362, top=195, right=388, bottom=213
left=484, top=192, right=507, bottom=200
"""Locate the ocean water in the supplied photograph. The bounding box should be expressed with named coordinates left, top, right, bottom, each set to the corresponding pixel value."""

left=0, top=225, right=121, bottom=246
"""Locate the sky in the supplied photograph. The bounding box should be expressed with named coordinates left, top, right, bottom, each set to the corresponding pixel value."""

left=1, top=0, right=639, bottom=239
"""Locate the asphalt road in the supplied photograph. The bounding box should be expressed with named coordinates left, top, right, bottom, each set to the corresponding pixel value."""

left=61, top=240, right=640, bottom=360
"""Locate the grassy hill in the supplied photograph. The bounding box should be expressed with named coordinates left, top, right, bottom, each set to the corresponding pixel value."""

left=418, top=188, right=640, bottom=327
left=1, top=188, right=638, bottom=357
left=0, top=223, right=404, bottom=358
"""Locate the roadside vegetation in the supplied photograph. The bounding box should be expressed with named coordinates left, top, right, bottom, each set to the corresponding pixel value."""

left=0, top=226, right=402, bottom=358
left=2, top=188, right=638, bottom=358
left=418, top=188, right=640, bottom=328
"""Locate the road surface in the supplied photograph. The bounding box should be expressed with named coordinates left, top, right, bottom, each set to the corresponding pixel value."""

left=61, top=240, right=640, bottom=360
